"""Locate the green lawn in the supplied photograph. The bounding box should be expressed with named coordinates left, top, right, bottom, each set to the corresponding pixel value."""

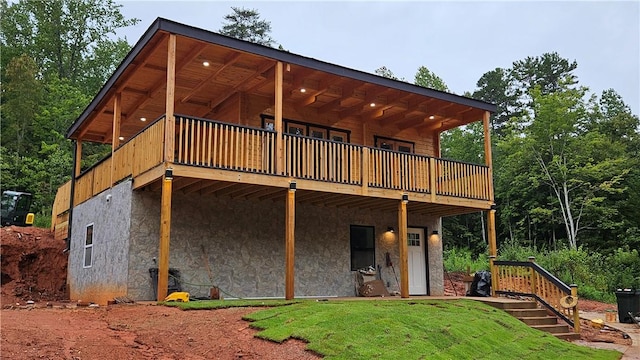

left=166, top=299, right=621, bottom=360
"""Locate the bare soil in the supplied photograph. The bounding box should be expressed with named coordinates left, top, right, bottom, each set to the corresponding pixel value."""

left=0, top=226, right=632, bottom=359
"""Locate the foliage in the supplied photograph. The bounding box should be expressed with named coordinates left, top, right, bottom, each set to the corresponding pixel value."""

left=219, top=7, right=276, bottom=47
left=443, top=247, right=488, bottom=273
left=244, top=300, right=618, bottom=359
left=374, top=66, right=403, bottom=81
left=0, top=0, right=139, bottom=96
left=414, top=65, right=449, bottom=92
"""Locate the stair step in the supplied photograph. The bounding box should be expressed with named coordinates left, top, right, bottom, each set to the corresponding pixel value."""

left=519, top=316, right=559, bottom=326
left=505, top=308, right=549, bottom=317
left=531, top=324, right=570, bottom=334
left=500, top=301, right=538, bottom=310
left=554, top=332, right=581, bottom=341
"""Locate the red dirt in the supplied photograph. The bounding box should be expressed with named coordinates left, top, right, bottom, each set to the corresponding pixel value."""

left=0, top=228, right=631, bottom=358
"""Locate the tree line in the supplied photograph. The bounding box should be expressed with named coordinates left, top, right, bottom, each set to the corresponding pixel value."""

left=2, top=2, right=638, bottom=256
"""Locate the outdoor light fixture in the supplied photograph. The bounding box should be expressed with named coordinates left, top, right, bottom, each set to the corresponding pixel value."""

left=140, top=117, right=147, bottom=122
left=300, top=88, right=306, bottom=93
left=429, top=115, right=435, bottom=120
left=432, top=230, right=439, bottom=235
left=202, top=61, right=210, bottom=67
left=402, top=193, right=409, bottom=202
left=289, top=181, right=297, bottom=190
left=387, top=227, right=395, bottom=233
left=370, top=102, right=376, bottom=107
left=118, top=136, right=125, bottom=141
left=165, top=168, right=173, bottom=179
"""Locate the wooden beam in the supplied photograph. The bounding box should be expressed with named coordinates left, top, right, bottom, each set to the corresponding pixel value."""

left=157, top=170, right=173, bottom=301
left=275, top=62, right=284, bottom=175
left=487, top=209, right=497, bottom=257
left=285, top=187, right=296, bottom=300
left=398, top=197, right=409, bottom=298
left=164, top=34, right=177, bottom=163
left=75, top=140, right=83, bottom=177
left=111, top=92, right=122, bottom=187
left=483, top=111, right=494, bottom=202
left=181, top=52, right=242, bottom=104
left=202, top=60, right=276, bottom=117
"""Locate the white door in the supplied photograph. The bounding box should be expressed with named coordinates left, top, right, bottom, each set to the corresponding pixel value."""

left=407, top=228, right=427, bottom=295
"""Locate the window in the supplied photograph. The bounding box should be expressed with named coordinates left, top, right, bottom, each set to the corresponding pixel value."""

left=374, top=135, right=415, bottom=153
left=261, top=114, right=351, bottom=143
left=83, top=224, right=94, bottom=268
left=350, top=225, right=375, bottom=270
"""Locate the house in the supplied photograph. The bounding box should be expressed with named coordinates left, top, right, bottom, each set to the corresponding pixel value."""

left=52, top=18, right=498, bottom=305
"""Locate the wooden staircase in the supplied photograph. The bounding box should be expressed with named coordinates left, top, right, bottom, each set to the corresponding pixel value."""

left=482, top=299, right=580, bottom=341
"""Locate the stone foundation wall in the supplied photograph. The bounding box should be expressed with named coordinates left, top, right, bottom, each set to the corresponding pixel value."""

left=127, top=189, right=442, bottom=300
left=68, top=180, right=133, bottom=304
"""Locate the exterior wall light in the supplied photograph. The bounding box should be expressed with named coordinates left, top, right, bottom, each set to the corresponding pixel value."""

left=387, top=227, right=395, bottom=233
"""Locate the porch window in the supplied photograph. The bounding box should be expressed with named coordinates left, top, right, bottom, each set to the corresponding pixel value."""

left=83, top=224, right=94, bottom=268
left=350, top=225, right=375, bottom=270
left=261, top=114, right=351, bottom=143
left=374, top=135, right=415, bottom=153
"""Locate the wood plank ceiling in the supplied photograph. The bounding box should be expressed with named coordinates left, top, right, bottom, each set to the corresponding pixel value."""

left=71, top=30, right=486, bottom=144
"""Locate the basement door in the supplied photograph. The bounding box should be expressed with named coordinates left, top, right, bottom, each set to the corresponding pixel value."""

left=407, top=228, right=427, bottom=295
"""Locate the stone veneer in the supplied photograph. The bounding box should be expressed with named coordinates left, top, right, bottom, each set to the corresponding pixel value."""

left=68, top=180, right=133, bottom=304
left=127, top=188, right=444, bottom=300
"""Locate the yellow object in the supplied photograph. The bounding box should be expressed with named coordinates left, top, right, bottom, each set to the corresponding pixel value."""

left=559, top=295, right=578, bottom=308
left=25, top=213, right=35, bottom=225
left=164, top=291, right=189, bottom=302
left=591, top=318, right=605, bottom=329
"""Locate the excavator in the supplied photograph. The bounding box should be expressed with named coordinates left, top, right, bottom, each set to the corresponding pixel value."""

left=1, top=191, right=35, bottom=226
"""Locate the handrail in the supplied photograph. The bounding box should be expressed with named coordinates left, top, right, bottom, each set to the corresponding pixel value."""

left=492, top=258, right=580, bottom=333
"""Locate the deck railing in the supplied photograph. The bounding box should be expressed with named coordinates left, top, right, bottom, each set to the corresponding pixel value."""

left=72, top=117, right=165, bottom=206
left=176, top=116, right=275, bottom=174
left=492, top=258, right=580, bottom=333
left=175, top=115, right=492, bottom=200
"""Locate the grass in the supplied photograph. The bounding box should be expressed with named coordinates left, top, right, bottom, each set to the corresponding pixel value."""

left=162, top=299, right=299, bottom=310
left=239, top=299, right=620, bottom=360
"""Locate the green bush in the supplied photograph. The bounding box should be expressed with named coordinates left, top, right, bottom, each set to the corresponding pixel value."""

left=446, top=242, right=640, bottom=303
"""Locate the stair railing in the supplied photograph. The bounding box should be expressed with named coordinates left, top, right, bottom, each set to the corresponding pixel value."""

left=491, top=256, right=581, bottom=333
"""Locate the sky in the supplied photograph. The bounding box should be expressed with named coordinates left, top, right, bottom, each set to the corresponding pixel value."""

left=114, top=1, right=640, bottom=116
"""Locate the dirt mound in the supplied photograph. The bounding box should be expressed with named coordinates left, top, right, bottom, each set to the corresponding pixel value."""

left=1, top=226, right=68, bottom=304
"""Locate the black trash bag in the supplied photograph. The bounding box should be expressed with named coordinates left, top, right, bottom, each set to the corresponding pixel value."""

left=466, top=270, right=491, bottom=297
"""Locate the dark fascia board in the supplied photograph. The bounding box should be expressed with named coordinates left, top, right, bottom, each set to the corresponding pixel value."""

left=66, top=17, right=496, bottom=139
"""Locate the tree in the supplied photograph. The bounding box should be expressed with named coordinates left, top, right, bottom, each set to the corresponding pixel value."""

left=414, top=65, right=449, bottom=92
left=472, top=67, right=518, bottom=137
left=374, top=66, right=402, bottom=81
left=0, top=0, right=138, bottom=95
left=219, top=7, right=275, bottom=47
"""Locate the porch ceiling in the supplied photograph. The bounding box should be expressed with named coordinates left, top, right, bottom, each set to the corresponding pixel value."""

left=141, top=177, right=483, bottom=218
left=68, top=18, right=494, bottom=144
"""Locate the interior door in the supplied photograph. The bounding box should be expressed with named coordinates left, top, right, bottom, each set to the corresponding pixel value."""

left=407, top=227, right=427, bottom=295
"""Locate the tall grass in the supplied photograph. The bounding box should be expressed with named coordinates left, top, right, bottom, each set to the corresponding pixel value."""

left=444, top=242, right=640, bottom=303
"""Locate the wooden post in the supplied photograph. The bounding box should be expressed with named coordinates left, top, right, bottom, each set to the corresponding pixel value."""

left=164, top=34, right=177, bottom=163
left=362, top=148, right=369, bottom=191
left=429, top=157, right=436, bottom=202
left=157, top=169, right=173, bottom=301
left=275, top=62, right=284, bottom=175
left=487, top=209, right=497, bottom=257
left=482, top=111, right=494, bottom=201
left=111, top=92, right=122, bottom=187
left=285, top=183, right=296, bottom=300
left=528, top=256, right=537, bottom=295
left=75, top=140, right=83, bottom=177
left=571, top=284, right=581, bottom=333
left=489, top=255, right=497, bottom=297
left=398, top=195, right=409, bottom=298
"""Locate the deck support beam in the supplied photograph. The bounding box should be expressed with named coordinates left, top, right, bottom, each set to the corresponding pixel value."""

left=74, top=140, right=83, bottom=177
left=285, top=183, right=296, bottom=300
left=398, top=195, right=409, bottom=298
left=157, top=169, right=173, bottom=301
left=164, top=34, right=177, bottom=163
left=482, top=111, right=493, bottom=201
left=111, top=92, right=122, bottom=187
left=275, top=61, right=284, bottom=175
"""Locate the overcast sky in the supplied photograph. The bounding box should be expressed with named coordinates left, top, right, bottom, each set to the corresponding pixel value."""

left=115, top=1, right=639, bottom=116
